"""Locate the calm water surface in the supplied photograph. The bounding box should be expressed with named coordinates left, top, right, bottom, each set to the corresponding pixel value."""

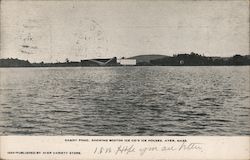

left=0, top=66, right=249, bottom=135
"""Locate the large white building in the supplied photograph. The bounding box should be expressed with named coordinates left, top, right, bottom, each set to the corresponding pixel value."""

left=118, top=59, right=137, bottom=66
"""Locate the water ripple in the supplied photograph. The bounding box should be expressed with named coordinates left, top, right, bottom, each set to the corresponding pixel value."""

left=0, top=66, right=249, bottom=135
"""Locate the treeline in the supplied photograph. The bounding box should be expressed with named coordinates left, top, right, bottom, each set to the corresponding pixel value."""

left=0, top=58, right=32, bottom=67
left=32, top=62, right=81, bottom=67
left=149, top=52, right=250, bottom=66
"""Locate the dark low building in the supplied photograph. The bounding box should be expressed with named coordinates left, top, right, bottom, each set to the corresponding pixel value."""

left=81, top=57, right=119, bottom=66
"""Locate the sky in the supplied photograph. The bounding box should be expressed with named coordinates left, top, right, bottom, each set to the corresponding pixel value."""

left=0, top=0, right=249, bottom=62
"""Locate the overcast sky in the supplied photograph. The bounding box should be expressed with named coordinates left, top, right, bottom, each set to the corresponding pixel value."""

left=0, top=0, right=249, bottom=62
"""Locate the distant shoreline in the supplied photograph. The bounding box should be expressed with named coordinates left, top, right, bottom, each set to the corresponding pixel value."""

left=0, top=65, right=250, bottom=69
left=1, top=53, right=250, bottom=67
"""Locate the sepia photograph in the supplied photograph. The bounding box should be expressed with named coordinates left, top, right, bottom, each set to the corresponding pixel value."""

left=0, top=0, right=249, bottom=159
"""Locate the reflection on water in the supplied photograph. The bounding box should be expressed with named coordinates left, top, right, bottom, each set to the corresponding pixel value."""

left=0, top=66, right=249, bottom=135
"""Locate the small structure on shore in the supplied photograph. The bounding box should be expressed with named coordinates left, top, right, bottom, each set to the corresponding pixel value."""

left=180, top=60, right=184, bottom=65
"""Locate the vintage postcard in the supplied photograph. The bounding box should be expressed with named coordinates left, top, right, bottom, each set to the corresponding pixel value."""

left=0, top=0, right=249, bottom=159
